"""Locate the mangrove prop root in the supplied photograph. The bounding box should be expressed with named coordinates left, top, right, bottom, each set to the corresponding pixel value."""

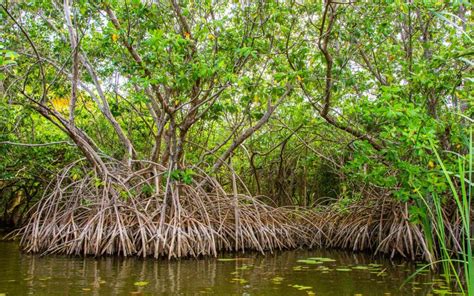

left=12, top=160, right=462, bottom=261
left=15, top=160, right=322, bottom=258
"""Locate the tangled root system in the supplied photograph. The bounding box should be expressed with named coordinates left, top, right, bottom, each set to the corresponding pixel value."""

left=316, top=193, right=466, bottom=262
left=16, top=160, right=322, bottom=258
left=14, top=160, right=463, bottom=262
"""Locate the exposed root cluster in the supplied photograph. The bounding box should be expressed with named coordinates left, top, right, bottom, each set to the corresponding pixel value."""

left=316, top=194, right=466, bottom=262
left=14, top=161, right=465, bottom=262
left=16, top=161, right=322, bottom=258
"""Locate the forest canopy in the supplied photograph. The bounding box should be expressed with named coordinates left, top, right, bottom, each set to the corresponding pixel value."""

left=0, top=0, right=472, bottom=264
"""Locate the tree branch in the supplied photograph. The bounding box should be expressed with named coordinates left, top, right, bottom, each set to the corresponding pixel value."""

left=212, top=84, right=293, bottom=172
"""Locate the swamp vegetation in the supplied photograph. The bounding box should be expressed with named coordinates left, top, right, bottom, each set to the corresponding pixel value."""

left=0, top=0, right=473, bottom=294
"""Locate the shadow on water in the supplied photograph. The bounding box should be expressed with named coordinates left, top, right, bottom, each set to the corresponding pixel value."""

left=0, top=241, right=459, bottom=295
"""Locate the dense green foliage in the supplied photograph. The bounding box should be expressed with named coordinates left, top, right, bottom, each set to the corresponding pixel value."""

left=0, top=0, right=472, bottom=270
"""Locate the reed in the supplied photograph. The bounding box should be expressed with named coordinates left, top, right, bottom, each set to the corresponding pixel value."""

left=405, top=123, right=473, bottom=294
left=426, top=124, right=473, bottom=294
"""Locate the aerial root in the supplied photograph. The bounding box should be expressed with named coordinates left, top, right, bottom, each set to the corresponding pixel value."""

left=15, top=161, right=322, bottom=258
left=13, top=161, right=461, bottom=261
left=315, top=194, right=465, bottom=262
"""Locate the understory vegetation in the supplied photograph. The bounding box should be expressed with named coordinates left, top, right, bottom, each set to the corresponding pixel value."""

left=0, top=0, right=472, bottom=291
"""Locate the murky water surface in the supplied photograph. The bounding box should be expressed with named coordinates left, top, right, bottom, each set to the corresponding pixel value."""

left=0, top=240, right=459, bottom=295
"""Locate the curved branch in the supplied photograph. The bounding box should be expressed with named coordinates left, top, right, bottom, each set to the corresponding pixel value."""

left=212, top=85, right=293, bottom=172
left=1, top=4, right=47, bottom=103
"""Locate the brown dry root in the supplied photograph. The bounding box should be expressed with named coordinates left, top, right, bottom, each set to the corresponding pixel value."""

left=316, top=195, right=466, bottom=262
left=15, top=160, right=322, bottom=258
left=13, top=160, right=463, bottom=261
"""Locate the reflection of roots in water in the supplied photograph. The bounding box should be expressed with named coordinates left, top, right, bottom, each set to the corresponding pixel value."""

left=15, top=161, right=322, bottom=258
left=22, top=253, right=241, bottom=293
left=19, top=248, right=442, bottom=294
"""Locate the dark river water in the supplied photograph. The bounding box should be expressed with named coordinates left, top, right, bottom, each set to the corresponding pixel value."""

left=0, top=240, right=460, bottom=295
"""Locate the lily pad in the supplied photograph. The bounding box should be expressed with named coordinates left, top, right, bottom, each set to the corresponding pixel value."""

left=308, top=257, right=336, bottom=262
left=236, top=264, right=252, bottom=270
left=290, top=284, right=313, bottom=291
left=297, top=259, right=322, bottom=265
left=271, top=276, right=284, bottom=284
left=133, top=281, right=149, bottom=287
left=231, top=278, right=248, bottom=284
left=353, top=265, right=369, bottom=270
left=336, top=268, right=352, bottom=272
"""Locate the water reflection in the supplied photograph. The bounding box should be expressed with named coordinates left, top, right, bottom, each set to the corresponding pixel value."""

left=0, top=241, right=455, bottom=295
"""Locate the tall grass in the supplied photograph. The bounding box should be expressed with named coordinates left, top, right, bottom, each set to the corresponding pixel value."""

left=412, top=124, right=473, bottom=295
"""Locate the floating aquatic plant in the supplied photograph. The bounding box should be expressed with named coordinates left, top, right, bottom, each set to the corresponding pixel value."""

left=289, top=284, right=313, bottom=291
